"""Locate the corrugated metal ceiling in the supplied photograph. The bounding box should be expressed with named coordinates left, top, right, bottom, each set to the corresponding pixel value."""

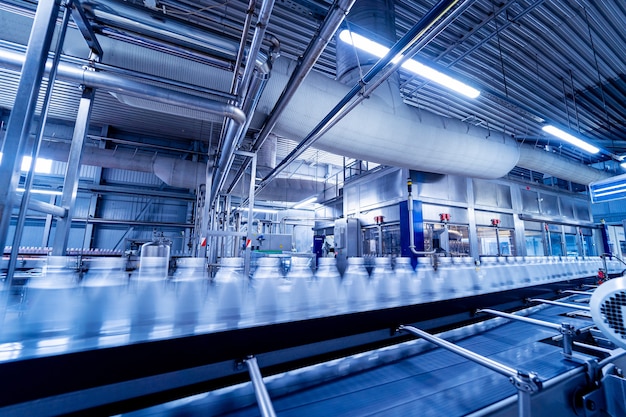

left=1, top=0, right=625, bottom=182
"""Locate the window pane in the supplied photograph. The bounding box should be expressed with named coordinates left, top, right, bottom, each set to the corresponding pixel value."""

left=549, top=232, right=563, bottom=256
left=565, top=234, right=578, bottom=256
left=477, top=227, right=515, bottom=256
left=525, top=230, right=544, bottom=256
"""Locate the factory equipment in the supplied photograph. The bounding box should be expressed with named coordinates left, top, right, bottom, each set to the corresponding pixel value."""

left=0, top=254, right=624, bottom=416
left=334, top=218, right=361, bottom=273
left=249, top=233, right=292, bottom=253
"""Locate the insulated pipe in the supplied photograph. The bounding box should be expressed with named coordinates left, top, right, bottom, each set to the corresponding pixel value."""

left=27, top=199, right=67, bottom=218
left=0, top=48, right=246, bottom=125
left=237, top=0, right=275, bottom=99
left=85, top=0, right=246, bottom=69
left=254, top=0, right=463, bottom=199
left=209, top=0, right=276, bottom=208
left=251, top=0, right=355, bottom=152
left=517, top=144, right=611, bottom=185
left=230, top=0, right=256, bottom=94
left=227, top=0, right=357, bottom=195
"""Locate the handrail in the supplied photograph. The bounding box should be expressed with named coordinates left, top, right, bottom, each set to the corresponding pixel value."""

left=398, top=325, right=541, bottom=417
left=528, top=298, right=591, bottom=311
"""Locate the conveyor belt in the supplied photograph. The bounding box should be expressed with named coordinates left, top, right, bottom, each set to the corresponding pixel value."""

left=126, top=304, right=595, bottom=417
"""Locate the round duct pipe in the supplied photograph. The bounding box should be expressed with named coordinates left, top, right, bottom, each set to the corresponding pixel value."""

left=36, top=141, right=316, bottom=201
left=517, top=144, right=610, bottom=185
left=335, top=0, right=397, bottom=85
left=262, top=58, right=520, bottom=179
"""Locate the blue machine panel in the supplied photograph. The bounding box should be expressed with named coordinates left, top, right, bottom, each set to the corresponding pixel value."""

left=399, top=200, right=423, bottom=265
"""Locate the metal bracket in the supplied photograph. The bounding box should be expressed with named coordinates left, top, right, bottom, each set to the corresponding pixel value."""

left=69, top=1, right=104, bottom=60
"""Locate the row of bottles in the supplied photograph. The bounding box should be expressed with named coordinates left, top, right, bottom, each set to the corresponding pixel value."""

left=7, top=254, right=617, bottom=342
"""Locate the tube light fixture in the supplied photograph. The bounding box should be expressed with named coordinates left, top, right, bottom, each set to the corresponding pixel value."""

left=541, top=125, right=599, bottom=154
left=292, top=197, right=318, bottom=210
left=0, top=152, right=53, bottom=174
left=16, top=188, right=63, bottom=196
left=338, top=30, right=480, bottom=99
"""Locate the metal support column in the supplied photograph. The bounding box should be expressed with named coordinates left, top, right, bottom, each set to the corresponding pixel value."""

left=5, top=4, right=72, bottom=286
left=236, top=150, right=257, bottom=278
left=0, top=0, right=62, bottom=257
left=52, top=87, right=96, bottom=255
left=399, top=325, right=542, bottom=417
left=244, top=356, right=277, bottom=417
left=84, top=127, right=108, bottom=249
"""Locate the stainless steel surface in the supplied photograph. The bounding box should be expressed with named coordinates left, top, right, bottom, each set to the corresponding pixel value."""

left=245, top=356, right=277, bottom=417
left=0, top=0, right=61, bottom=260
left=399, top=324, right=543, bottom=417
left=52, top=87, right=95, bottom=256
left=398, top=324, right=520, bottom=378
left=529, top=298, right=592, bottom=311
left=6, top=4, right=71, bottom=285
left=477, top=308, right=563, bottom=331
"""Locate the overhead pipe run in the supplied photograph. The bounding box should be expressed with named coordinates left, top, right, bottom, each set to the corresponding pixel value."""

left=209, top=0, right=277, bottom=209
left=0, top=47, right=246, bottom=125
left=253, top=0, right=468, bottom=200
left=0, top=2, right=613, bottom=193
left=34, top=141, right=319, bottom=203
left=227, top=0, right=357, bottom=196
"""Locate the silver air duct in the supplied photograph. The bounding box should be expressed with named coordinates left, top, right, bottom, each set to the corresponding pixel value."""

left=0, top=3, right=612, bottom=186
left=36, top=141, right=317, bottom=202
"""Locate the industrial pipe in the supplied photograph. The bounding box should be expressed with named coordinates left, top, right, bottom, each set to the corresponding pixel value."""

left=227, top=0, right=357, bottom=196
left=26, top=199, right=67, bottom=218
left=528, top=298, right=591, bottom=311
left=0, top=48, right=246, bottom=125
left=208, top=0, right=277, bottom=208
left=407, top=179, right=437, bottom=256
left=253, top=0, right=463, bottom=199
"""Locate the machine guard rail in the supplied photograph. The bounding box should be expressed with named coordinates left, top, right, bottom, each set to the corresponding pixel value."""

left=398, top=325, right=542, bottom=417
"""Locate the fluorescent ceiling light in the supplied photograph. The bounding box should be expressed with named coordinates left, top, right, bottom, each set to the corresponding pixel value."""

left=16, top=188, right=63, bottom=196
left=292, top=197, right=318, bottom=210
left=338, top=30, right=480, bottom=99
left=234, top=207, right=280, bottom=214
left=252, top=207, right=279, bottom=214
left=541, top=125, right=599, bottom=154
left=0, top=152, right=53, bottom=174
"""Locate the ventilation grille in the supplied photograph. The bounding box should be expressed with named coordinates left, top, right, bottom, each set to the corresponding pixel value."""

left=590, top=278, right=626, bottom=349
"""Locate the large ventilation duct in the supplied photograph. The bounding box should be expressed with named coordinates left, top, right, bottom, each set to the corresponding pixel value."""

left=517, top=145, right=610, bottom=185
left=335, top=0, right=397, bottom=85
left=36, top=142, right=315, bottom=202
left=262, top=57, right=520, bottom=179
left=0, top=3, right=613, bottom=186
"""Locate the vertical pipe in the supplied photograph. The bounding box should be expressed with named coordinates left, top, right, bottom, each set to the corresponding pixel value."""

left=0, top=0, right=62, bottom=259
left=517, top=390, right=532, bottom=417
left=244, top=152, right=257, bottom=278
left=6, top=4, right=71, bottom=285
left=245, top=356, right=277, bottom=417
left=52, top=87, right=96, bottom=255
